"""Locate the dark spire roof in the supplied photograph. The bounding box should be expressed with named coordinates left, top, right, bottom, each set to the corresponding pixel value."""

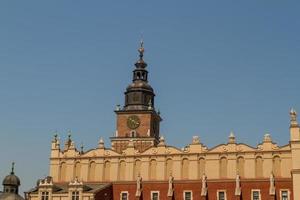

left=123, top=41, right=155, bottom=111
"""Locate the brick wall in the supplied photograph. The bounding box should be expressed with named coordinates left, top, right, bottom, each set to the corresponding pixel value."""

left=101, top=179, right=293, bottom=200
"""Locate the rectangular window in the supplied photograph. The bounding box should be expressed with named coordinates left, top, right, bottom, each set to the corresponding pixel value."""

left=184, top=191, right=192, bottom=200
left=120, top=192, right=128, bottom=200
left=151, top=191, right=159, bottom=200
left=252, top=190, right=260, bottom=200
left=281, top=190, right=289, bottom=200
left=218, top=191, right=225, bottom=200
left=41, top=192, right=49, bottom=200
left=72, top=191, right=79, bottom=200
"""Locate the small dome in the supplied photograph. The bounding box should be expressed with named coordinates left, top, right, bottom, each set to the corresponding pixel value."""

left=2, top=174, right=20, bottom=187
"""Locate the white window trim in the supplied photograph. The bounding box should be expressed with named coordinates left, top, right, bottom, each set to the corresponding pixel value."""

left=183, top=190, right=193, bottom=200
left=251, top=189, right=261, bottom=200
left=217, top=190, right=227, bottom=200
left=280, top=189, right=290, bottom=200
left=151, top=191, right=160, bottom=200
left=120, top=191, right=129, bottom=200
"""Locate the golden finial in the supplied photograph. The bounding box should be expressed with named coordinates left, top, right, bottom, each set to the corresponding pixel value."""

left=138, top=39, right=144, bottom=59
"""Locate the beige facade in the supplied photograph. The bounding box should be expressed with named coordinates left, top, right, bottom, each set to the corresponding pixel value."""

left=26, top=44, right=300, bottom=200
left=49, top=132, right=293, bottom=184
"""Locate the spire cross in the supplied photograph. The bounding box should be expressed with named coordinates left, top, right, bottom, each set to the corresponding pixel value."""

left=80, top=142, right=84, bottom=154
left=11, top=162, right=15, bottom=174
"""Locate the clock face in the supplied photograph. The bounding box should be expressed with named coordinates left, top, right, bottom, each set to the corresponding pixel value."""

left=127, top=115, right=141, bottom=130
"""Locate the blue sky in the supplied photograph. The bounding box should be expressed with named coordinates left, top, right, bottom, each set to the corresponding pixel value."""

left=0, top=1, right=299, bottom=193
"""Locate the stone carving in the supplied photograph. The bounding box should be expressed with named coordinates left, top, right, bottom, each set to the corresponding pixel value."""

left=201, top=174, right=208, bottom=196
left=235, top=174, right=241, bottom=196
left=39, top=176, right=53, bottom=186
left=69, top=177, right=83, bottom=186
left=135, top=173, right=142, bottom=197
left=167, top=174, right=174, bottom=197
left=290, top=108, right=298, bottom=126
left=192, top=136, right=200, bottom=144
left=269, top=173, right=275, bottom=195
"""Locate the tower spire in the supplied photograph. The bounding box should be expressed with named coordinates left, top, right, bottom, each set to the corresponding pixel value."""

left=11, top=162, right=15, bottom=174
left=123, top=40, right=154, bottom=111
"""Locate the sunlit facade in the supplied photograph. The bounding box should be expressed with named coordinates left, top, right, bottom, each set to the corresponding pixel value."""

left=26, top=43, right=300, bottom=200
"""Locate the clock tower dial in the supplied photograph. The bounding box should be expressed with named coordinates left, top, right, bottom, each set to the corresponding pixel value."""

left=127, top=115, right=141, bottom=129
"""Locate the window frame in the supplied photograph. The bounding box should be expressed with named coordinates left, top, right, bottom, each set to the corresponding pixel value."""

left=251, top=189, right=261, bottom=200
left=217, top=190, right=227, bottom=200
left=280, top=189, right=290, bottom=200
left=183, top=190, right=193, bottom=200
left=120, top=191, right=129, bottom=200
left=151, top=191, right=160, bottom=200
left=41, top=191, right=49, bottom=200
left=71, top=191, right=79, bottom=200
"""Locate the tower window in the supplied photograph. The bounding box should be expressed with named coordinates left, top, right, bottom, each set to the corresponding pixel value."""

left=41, top=191, right=49, bottom=200
left=72, top=191, right=79, bottom=200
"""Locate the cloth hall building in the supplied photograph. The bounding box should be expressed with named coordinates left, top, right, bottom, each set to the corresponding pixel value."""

left=26, top=43, right=300, bottom=200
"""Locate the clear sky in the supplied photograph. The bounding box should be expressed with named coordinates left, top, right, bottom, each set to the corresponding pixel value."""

left=0, top=0, right=299, bottom=194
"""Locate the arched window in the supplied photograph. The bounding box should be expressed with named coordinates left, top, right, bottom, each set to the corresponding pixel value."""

left=137, top=72, right=141, bottom=79
left=220, top=157, right=227, bottom=178
left=255, top=156, right=263, bottom=178
left=198, top=158, right=206, bottom=178
left=134, top=160, right=141, bottom=178
left=119, top=161, right=126, bottom=180
left=165, top=159, right=173, bottom=179
left=88, top=161, right=96, bottom=181
left=237, top=157, right=245, bottom=177
left=74, top=162, right=81, bottom=179
left=59, top=162, right=67, bottom=181
left=103, top=161, right=110, bottom=181
left=149, top=160, right=157, bottom=180
left=273, top=156, right=281, bottom=177
left=182, top=158, right=189, bottom=179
